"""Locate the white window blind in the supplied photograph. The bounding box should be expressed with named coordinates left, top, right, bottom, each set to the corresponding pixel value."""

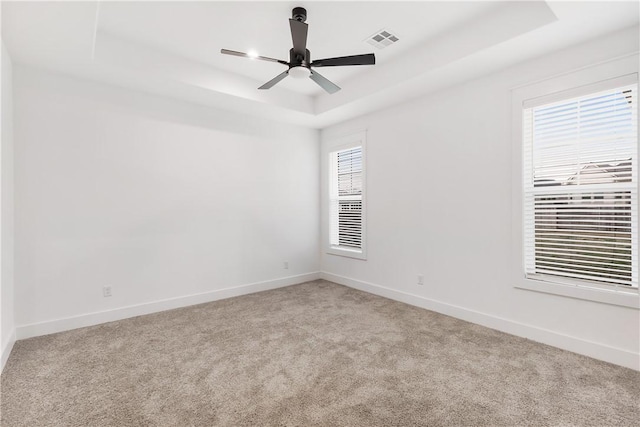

left=329, top=146, right=363, bottom=251
left=523, top=83, right=638, bottom=289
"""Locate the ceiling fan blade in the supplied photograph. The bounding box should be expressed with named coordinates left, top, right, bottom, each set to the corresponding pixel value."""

left=221, top=49, right=289, bottom=65
left=309, top=70, right=341, bottom=94
left=311, top=53, right=376, bottom=67
left=258, top=70, right=289, bottom=90
left=289, top=19, right=308, bottom=55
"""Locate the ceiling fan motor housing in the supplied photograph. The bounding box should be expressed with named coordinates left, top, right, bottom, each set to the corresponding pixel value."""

left=292, top=7, right=307, bottom=23
left=289, top=48, right=311, bottom=68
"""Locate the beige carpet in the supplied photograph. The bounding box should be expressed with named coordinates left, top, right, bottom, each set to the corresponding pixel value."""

left=1, top=280, right=639, bottom=426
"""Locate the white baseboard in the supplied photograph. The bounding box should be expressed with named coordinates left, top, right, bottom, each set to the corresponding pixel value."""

left=16, top=272, right=321, bottom=340
left=320, top=272, right=640, bottom=371
left=1, top=329, right=16, bottom=374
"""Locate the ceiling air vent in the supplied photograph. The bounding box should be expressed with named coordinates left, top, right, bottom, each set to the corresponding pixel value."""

left=366, top=29, right=400, bottom=49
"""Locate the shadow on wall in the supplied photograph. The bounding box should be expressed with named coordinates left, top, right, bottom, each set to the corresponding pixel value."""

left=15, top=66, right=317, bottom=141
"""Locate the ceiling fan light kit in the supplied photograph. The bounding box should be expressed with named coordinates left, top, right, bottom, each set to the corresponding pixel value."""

left=221, top=7, right=376, bottom=94
left=289, top=67, right=311, bottom=79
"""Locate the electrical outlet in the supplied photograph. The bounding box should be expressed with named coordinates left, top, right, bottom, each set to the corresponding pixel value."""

left=103, top=286, right=112, bottom=297
left=417, top=275, right=424, bottom=285
left=284, top=261, right=289, bottom=270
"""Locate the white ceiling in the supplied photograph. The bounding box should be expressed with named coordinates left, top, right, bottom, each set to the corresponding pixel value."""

left=96, top=1, right=501, bottom=95
left=2, top=1, right=639, bottom=128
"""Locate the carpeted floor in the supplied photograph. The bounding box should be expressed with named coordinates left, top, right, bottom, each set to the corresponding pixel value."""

left=1, top=280, right=639, bottom=426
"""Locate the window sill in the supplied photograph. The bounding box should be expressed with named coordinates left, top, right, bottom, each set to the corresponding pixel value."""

left=515, top=278, right=639, bottom=309
left=327, top=246, right=367, bottom=260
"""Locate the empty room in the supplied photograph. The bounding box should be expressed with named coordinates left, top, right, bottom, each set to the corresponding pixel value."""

left=0, top=1, right=639, bottom=426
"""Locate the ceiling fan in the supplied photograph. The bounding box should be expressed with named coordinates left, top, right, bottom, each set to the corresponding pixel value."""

left=221, top=7, right=375, bottom=94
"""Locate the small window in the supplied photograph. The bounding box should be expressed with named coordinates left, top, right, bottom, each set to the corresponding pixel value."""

left=327, top=138, right=366, bottom=259
left=523, top=83, right=638, bottom=290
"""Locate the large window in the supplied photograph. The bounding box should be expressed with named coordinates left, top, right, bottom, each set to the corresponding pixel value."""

left=327, top=137, right=366, bottom=259
left=512, top=61, right=639, bottom=307
left=523, top=83, right=637, bottom=290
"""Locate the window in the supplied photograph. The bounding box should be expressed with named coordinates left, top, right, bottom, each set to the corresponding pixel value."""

left=327, top=135, right=366, bottom=259
left=512, top=59, right=639, bottom=307
left=523, top=83, right=637, bottom=291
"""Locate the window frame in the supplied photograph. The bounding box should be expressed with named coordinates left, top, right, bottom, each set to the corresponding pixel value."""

left=511, top=54, right=639, bottom=309
left=325, top=131, right=367, bottom=260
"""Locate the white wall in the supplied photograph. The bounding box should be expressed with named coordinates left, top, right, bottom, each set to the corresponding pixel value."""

left=320, top=27, right=640, bottom=369
left=13, top=66, right=319, bottom=336
left=1, top=41, right=16, bottom=371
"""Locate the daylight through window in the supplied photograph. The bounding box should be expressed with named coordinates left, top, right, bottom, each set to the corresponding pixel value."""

left=523, top=83, right=638, bottom=289
left=329, top=145, right=364, bottom=253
